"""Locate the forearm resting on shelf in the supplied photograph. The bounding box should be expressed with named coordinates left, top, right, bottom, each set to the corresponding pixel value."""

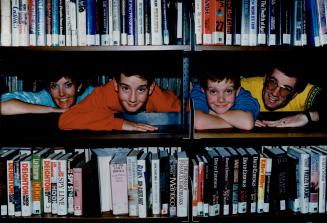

left=0, top=100, right=65, bottom=115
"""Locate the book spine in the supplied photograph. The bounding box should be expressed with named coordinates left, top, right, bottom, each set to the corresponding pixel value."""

left=120, top=0, right=127, bottom=45
left=209, top=156, right=219, bottom=216
left=59, top=0, right=66, bottom=46
left=46, top=0, right=52, bottom=46
left=144, top=0, right=151, bottom=45
left=194, top=0, right=202, bottom=44
left=169, top=156, right=177, bottom=217
left=249, top=154, right=259, bottom=213
left=112, top=0, right=120, bottom=45
left=191, top=160, right=198, bottom=217
left=70, top=0, right=78, bottom=46
left=36, top=0, right=46, bottom=46
left=281, top=0, right=291, bottom=45
left=67, top=162, right=74, bottom=214
left=127, top=155, right=138, bottom=216
left=292, top=0, right=303, bottom=46
left=14, top=158, right=22, bottom=216
left=52, top=0, right=60, bottom=46
left=238, top=155, right=248, bottom=213
left=1, top=0, right=12, bottom=46
left=126, top=0, right=135, bottom=45
left=7, top=159, right=15, bottom=216
left=317, top=0, right=327, bottom=45
left=202, top=0, right=212, bottom=45
left=248, top=0, right=257, bottom=46
left=73, top=167, right=83, bottom=216
left=100, top=0, right=109, bottom=45
left=19, top=0, right=29, bottom=46
left=318, top=153, right=326, bottom=213
left=51, top=158, right=58, bottom=214
left=150, top=0, right=163, bottom=45
left=231, top=156, right=239, bottom=215
left=267, top=0, right=277, bottom=45
left=86, top=0, right=96, bottom=45
left=257, top=157, right=266, bottom=213
left=32, top=154, right=42, bottom=215
left=65, top=0, right=72, bottom=46
left=151, top=157, right=160, bottom=215
left=12, top=0, right=20, bottom=46
left=257, top=0, right=267, bottom=45
left=301, top=154, right=310, bottom=213
left=77, top=0, right=87, bottom=45
left=225, top=0, right=233, bottom=45
left=57, top=159, right=68, bottom=215
left=212, top=0, right=225, bottom=45
left=161, top=0, right=169, bottom=45
left=111, top=163, right=128, bottom=215
left=42, top=158, right=52, bottom=213
left=309, top=153, right=319, bottom=213
left=108, top=0, right=114, bottom=45
left=241, top=0, right=250, bottom=46
left=136, top=0, right=144, bottom=45
left=137, top=159, right=147, bottom=218
left=263, top=157, right=272, bottom=212
left=177, top=154, right=189, bottom=217
left=21, top=160, right=32, bottom=216
left=233, top=0, right=242, bottom=44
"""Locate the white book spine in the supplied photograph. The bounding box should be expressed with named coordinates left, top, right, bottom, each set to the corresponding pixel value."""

left=110, top=163, right=128, bottom=215
left=151, top=157, right=160, bottom=215
left=108, top=0, right=114, bottom=45
left=19, top=0, right=29, bottom=46
left=136, top=0, right=144, bottom=45
left=98, top=156, right=113, bottom=212
left=137, top=159, right=147, bottom=217
left=57, top=159, right=68, bottom=215
left=77, top=0, right=87, bottom=46
left=194, top=0, right=202, bottom=45
left=1, top=0, right=12, bottom=46
left=176, top=2, right=182, bottom=43
left=42, top=158, right=52, bottom=213
left=65, top=0, right=72, bottom=46
left=70, top=0, right=78, bottom=46
left=150, top=0, right=162, bottom=45
left=263, top=157, right=272, bottom=213
left=127, top=155, right=139, bottom=216
left=248, top=0, right=257, bottom=46
left=21, top=160, right=32, bottom=216
left=177, top=152, right=189, bottom=217
left=192, top=161, right=199, bottom=217
left=51, top=158, right=58, bottom=214
left=12, top=0, right=20, bottom=46
left=7, top=159, right=15, bottom=216
left=112, top=0, right=120, bottom=45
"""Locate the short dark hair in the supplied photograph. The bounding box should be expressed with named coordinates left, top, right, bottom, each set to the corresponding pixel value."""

left=200, top=71, right=241, bottom=90
left=113, top=68, right=155, bottom=87
left=266, top=60, right=308, bottom=94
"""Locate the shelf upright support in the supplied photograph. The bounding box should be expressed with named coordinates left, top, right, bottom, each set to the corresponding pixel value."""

left=182, top=51, right=190, bottom=136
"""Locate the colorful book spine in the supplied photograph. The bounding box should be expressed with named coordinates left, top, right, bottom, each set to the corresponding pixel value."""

left=202, top=0, right=212, bottom=45
left=126, top=0, right=135, bottom=45
left=73, top=166, right=83, bottom=216
left=21, top=157, right=32, bottom=216
left=19, top=0, right=29, bottom=46
left=57, top=157, right=68, bottom=215
left=7, top=158, right=15, bottom=216
left=36, top=0, right=46, bottom=46
left=51, top=0, right=60, bottom=46
left=42, top=157, right=52, bottom=213
left=86, top=0, right=96, bottom=45
left=11, top=0, right=20, bottom=46
left=213, top=0, right=225, bottom=45
left=46, top=0, right=52, bottom=46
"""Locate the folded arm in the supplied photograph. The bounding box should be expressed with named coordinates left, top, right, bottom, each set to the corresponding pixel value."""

left=1, top=100, right=66, bottom=115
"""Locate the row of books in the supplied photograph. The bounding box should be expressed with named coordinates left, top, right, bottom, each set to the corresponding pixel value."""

left=195, top=0, right=327, bottom=47
left=0, top=146, right=189, bottom=218
left=191, top=145, right=327, bottom=217
left=1, top=74, right=182, bottom=97
left=0, top=0, right=191, bottom=47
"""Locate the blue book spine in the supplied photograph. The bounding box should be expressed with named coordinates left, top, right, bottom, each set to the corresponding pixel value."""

left=36, top=0, right=46, bottom=46
left=52, top=0, right=59, bottom=46
left=162, top=0, right=169, bottom=45
left=86, top=0, right=96, bottom=45
left=127, top=0, right=135, bottom=45
left=14, top=159, right=22, bottom=216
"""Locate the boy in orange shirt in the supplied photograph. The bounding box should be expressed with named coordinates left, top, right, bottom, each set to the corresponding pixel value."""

left=58, top=70, right=181, bottom=132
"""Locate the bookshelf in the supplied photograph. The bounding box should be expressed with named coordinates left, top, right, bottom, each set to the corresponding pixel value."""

left=1, top=0, right=327, bottom=223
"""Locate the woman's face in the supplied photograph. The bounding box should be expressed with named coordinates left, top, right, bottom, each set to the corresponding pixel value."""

left=49, top=77, right=79, bottom=109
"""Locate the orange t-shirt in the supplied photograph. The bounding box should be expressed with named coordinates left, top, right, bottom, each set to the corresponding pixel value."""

left=58, top=81, right=181, bottom=131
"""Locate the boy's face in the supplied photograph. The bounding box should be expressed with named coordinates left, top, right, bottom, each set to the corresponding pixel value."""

left=114, top=73, right=155, bottom=113
left=262, top=68, right=297, bottom=110
left=49, top=76, right=79, bottom=109
left=205, top=78, right=240, bottom=115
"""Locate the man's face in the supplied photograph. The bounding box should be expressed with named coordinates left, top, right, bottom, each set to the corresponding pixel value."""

left=205, top=78, right=239, bottom=115
left=262, top=68, right=297, bottom=110
left=114, top=73, right=154, bottom=113
left=50, top=77, right=78, bottom=109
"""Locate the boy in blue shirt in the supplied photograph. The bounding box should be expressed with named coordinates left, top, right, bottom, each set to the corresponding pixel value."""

left=191, top=71, right=259, bottom=130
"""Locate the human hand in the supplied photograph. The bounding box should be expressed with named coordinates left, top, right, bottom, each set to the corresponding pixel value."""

left=256, top=114, right=309, bottom=128
left=51, top=107, right=69, bottom=113
left=122, top=120, right=159, bottom=132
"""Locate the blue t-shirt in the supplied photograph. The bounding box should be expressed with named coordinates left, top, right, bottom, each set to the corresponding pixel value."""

left=1, top=86, right=94, bottom=107
left=190, top=83, right=260, bottom=119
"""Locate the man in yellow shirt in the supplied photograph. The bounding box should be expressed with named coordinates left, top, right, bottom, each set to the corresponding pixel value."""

left=241, top=63, right=321, bottom=128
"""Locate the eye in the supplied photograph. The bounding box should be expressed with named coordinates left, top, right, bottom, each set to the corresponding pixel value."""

left=49, top=83, right=58, bottom=90
left=64, top=82, right=73, bottom=88
left=120, top=85, right=129, bottom=92
left=137, top=87, right=147, bottom=93
left=208, top=89, right=217, bottom=95
left=225, top=88, right=234, bottom=94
